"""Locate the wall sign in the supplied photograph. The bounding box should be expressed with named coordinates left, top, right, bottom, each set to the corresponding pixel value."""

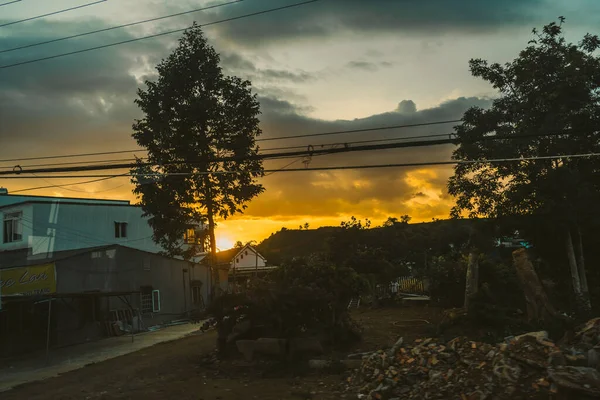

left=0, top=263, right=57, bottom=296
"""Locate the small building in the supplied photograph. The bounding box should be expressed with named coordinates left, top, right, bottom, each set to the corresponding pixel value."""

left=205, top=244, right=277, bottom=292
left=0, top=244, right=210, bottom=357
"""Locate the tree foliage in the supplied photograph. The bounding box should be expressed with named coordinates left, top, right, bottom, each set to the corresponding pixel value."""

left=210, top=256, right=366, bottom=345
left=131, top=23, right=264, bottom=260
left=448, top=19, right=600, bottom=222
left=448, top=19, right=600, bottom=314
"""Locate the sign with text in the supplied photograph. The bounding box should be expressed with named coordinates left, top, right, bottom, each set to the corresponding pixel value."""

left=0, top=263, right=57, bottom=296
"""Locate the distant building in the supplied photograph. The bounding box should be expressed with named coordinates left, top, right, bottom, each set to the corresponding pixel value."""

left=206, top=244, right=275, bottom=291
left=0, top=190, right=208, bottom=260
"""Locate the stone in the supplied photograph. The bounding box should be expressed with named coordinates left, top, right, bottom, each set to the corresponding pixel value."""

left=548, top=366, right=600, bottom=397
left=588, top=349, right=599, bottom=368
left=549, top=351, right=567, bottom=367
left=254, top=338, right=287, bottom=358
left=289, top=337, right=324, bottom=358
left=236, top=340, right=255, bottom=361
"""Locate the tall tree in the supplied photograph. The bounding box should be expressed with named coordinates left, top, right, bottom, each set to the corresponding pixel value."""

left=131, top=23, right=264, bottom=270
left=448, top=19, right=600, bottom=314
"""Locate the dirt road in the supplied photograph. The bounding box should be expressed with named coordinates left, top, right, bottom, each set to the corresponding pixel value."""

left=1, top=307, right=446, bottom=400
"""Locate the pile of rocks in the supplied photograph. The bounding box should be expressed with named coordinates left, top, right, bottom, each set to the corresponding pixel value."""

left=346, top=319, right=600, bottom=399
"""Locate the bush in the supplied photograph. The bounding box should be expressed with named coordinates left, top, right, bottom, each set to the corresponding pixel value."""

left=211, top=256, right=366, bottom=352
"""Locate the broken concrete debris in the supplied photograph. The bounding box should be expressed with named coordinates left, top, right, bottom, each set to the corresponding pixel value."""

left=346, top=318, right=600, bottom=399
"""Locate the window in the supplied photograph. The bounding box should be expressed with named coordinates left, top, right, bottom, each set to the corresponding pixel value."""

left=240, top=254, right=244, bottom=260
left=152, top=290, right=161, bottom=313
left=3, top=212, right=23, bottom=243
left=245, top=250, right=248, bottom=256
left=114, top=222, right=127, bottom=238
left=91, top=251, right=103, bottom=259
left=140, top=286, right=153, bottom=314
left=184, top=228, right=196, bottom=244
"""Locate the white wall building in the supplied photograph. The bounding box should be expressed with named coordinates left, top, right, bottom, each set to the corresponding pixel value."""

left=0, top=191, right=206, bottom=262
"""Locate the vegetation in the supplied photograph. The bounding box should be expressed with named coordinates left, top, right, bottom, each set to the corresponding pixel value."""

left=209, top=256, right=365, bottom=350
left=448, top=19, right=600, bottom=314
left=130, top=23, right=264, bottom=263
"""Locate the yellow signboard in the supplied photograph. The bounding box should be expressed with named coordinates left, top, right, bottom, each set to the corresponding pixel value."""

left=0, top=263, right=57, bottom=296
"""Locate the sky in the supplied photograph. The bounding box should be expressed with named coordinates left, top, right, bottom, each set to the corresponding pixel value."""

left=0, top=0, right=598, bottom=249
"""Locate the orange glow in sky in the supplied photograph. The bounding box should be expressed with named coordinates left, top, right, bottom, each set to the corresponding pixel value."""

left=216, top=235, right=235, bottom=251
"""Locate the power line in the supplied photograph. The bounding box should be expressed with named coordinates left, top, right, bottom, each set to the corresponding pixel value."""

left=0, top=121, right=455, bottom=164
left=13, top=158, right=304, bottom=192
left=0, top=130, right=594, bottom=176
left=263, top=158, right=303, bottom=177
left=0, top=157, right=148, bottom=169
left=257, top=120, right=460, bottom=142
left=2, top=128, right=595, bottom=175
left=10, top=174, right=128, bottom=194
left=0, top=0, right=21, bottom=8
left=0, top=137, right=460, bottom=176
left=3, top=152, right=599, bottom=179
left=260, top=132, right=454, bottom=153
left=0, top=0, right=243, bottom=54
left=0, top=0, right=106, bottom=28
left=0, top=120, right=459, bottom=164
left=0, top=128, right=592, bottom=175
left=0, top=133, right=453, bottom=169
left=0, top=149, right=147, bottom=163
left=0, top=0, right=321, bottom=69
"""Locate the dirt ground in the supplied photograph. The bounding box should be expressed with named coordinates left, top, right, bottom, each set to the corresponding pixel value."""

left=1, top=306, right=447, bottom=400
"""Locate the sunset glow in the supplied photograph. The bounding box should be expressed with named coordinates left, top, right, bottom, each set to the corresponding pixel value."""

left=1, top=0, right=593, bottom=247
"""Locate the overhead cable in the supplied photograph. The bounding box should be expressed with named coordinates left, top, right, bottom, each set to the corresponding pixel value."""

left=0, top=119, right=460, bottom=163
left=0, top=137, right=463, bottom=176
left=0, top=0, right=22, bottom=8
left=0, top=0, right=321, bottom=69
left=0, top=0, right=106, bottom=28
left=0, top=0, right=243, bottom=54
left=10, top=174, right=129, bottom=193
left=3, top=152, right=599, bottom=179
left=257, top=120, right=460, bottom=142
left=1, top=129, right=595, bottom=176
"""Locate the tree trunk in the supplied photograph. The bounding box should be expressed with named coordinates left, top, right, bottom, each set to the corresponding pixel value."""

left=463, top=251, right=479, bottom=310
left=574, top=226, right=591, bottom=313
left=575, top=227, right=589, bottom=297
left=565, top=228, right=589, bottom=315
left=204, top=176, right=218, bottom=299
left=512, top=248, right=557, bottom=323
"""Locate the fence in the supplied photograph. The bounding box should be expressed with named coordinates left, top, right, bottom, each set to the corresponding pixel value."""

left=397, top=277, right=428, bottom=295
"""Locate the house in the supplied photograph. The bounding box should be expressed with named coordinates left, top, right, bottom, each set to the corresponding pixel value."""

left=0, top=244, right=210, bottom=357
left=0, top=190, right=212, bottom=357
left=0, top=189, right=208, bottom=259
left=207, top=244, right=276, bottom=291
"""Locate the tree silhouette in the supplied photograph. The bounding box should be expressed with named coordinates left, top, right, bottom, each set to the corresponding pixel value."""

left=131, top=23, right=264, bottom=269
left=448, top=19, right=600, bottom=313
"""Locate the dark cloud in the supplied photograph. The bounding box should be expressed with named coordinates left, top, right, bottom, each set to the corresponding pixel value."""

left=347, top=61, right=378, bottom=72
left=0, top=19, right=171, bottom=156
left=220, top=52, right=315, bottom=83
left=0, top=14, right=493, bottom=223
left=239, top=95, right=493, bottom=219
left=396, top=100, right=417, bottom=114
left=345, top=60, right=394, bottom=72
left=209, top=0, right=548, bottom=47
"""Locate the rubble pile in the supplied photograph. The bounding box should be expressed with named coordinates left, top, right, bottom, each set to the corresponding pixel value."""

left=347, top=318, right=600, bottom=400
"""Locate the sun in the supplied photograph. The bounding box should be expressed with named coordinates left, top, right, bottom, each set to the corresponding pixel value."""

left=216, top=236, right=235, bottom=251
